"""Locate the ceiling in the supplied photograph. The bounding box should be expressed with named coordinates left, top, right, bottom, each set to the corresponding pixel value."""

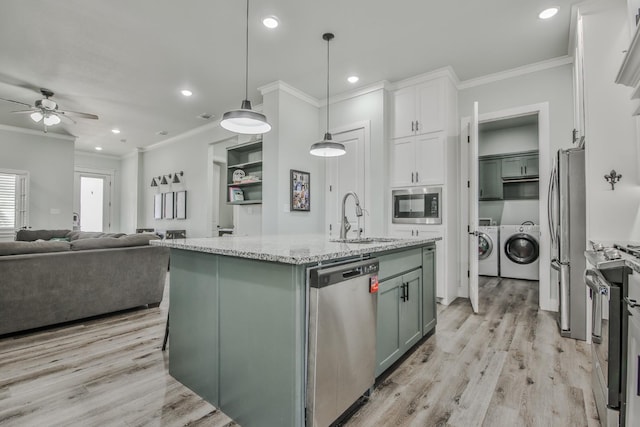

left=0, top=0, right=579, bottom=157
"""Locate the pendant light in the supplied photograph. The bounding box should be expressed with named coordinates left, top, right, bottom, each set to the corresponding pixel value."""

left=310, top=33, right=346, bottom=157
left=220, top=0, right=271, bottom=135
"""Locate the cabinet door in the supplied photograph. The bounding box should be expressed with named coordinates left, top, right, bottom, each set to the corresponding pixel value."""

left=392, top=136, right=416, bottom=187
left=388, top=225, right=418, bottom=238
left=422, top=246, right=436, bottom=335
left=375, top=276, right=402, bottom=376
left=523, top=155, right=539, bottom=177
left=416, top=80, right=445, bottom=135
left=399, top=269, right=422, bottom=351
left=479, top=159, right=503, bottom=200
left=415, top=134, right=444, bottom=185
left=501, top=157, right=524, bottom=178
left=392, top=87, right=417, bottom=138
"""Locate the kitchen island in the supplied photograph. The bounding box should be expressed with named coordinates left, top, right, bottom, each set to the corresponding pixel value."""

left=152, top=234, right=439, bottom=427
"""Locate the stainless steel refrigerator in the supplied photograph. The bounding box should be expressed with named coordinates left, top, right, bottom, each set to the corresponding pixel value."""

left=548, top=147, right=586, bottom=340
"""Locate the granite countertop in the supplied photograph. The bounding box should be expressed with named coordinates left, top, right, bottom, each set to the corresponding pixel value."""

left=150, top=234, right=441, bottom=265
left=585, top=250, right=640, bottom=273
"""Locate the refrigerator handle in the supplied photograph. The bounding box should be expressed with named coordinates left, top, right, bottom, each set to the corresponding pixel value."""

left=547, top=164, right=557, bottom=247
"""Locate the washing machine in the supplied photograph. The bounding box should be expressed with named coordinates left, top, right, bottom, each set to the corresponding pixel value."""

left=500, top=224, right=540, bottom=280
left=478, top=226, right=499, bottom=276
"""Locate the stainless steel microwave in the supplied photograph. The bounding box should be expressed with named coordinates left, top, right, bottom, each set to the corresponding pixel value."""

left=392, top=187, right=442, bottom=224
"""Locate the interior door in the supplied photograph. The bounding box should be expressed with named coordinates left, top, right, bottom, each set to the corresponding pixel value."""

left=74, top=171, right=111, bottom=232
left=468, top=102, right=480, bottom=313
left=326, top=128, right=366, bottom=238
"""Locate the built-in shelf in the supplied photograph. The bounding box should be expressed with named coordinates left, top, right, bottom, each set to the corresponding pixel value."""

left=227, top=139, right=263, bottom=205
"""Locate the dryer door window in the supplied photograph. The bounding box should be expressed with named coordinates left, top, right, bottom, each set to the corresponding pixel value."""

left=478, top=233, right=493, bottom=260
left=505, top=233, right=539, bottom=265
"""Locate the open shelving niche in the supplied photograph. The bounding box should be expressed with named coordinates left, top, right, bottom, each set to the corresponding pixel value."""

left=226, top=139, right=263, bottom=205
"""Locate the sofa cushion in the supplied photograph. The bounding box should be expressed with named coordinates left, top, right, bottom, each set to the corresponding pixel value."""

left=0, top=241, right=71, bottom=255
left=15, top=229, right=71, bottom=242
left=69, top=234, right=158, bottom=251
left=66, top=231, right=126, bottom=241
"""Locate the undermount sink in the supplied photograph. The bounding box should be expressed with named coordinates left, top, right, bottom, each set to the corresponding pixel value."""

left=331, top=237, right=400, bottom=244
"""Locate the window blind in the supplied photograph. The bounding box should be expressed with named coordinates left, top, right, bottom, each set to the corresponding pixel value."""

left=0, top=173, right=17, bottom=229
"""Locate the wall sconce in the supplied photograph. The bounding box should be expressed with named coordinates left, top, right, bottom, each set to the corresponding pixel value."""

left=152, top=172, right=185, bottom=187
left=604, top=169, right=622, bottom=190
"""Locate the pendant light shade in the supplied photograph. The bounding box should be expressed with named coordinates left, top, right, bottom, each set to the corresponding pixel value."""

left=310, top=33, right=345, bottom=157
left=220, top=0, right=271, bottom=135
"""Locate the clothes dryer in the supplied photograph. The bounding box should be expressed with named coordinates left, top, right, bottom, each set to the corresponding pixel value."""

left=478, top=226, right=499, bottom=276
left=500, top=224, right=540, bottom=280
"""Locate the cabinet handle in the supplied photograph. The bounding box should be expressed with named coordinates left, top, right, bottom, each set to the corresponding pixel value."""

left=401, top=283, right=406, bottom=302
left=416, top=230, right=419, bottom=236
left=411, top=172, right=414, bottom=183
left=480, top=188, right=483, bottom=197
left=524, top=165, right=527, bottom=174
left=415, top=171, right=419, bottom=182
left=411, top=121, right=415, bottom=132
left=406, top=282, right=409, bottom=300
left=411, top=230, right=414, bottom=236
left=415, top=121, right=419, bottom=132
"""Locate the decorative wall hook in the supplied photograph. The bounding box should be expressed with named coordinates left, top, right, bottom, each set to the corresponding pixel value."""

left=604, top=170, right=622, bottom=190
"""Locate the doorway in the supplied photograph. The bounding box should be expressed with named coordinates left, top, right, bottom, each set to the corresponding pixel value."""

left=74, top=169, right=113, bottom=232
left=325, top=125, right=368, bottom=238
left=461, top=103, right=551, bottom=314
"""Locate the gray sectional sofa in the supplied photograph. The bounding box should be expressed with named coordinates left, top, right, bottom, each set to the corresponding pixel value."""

left=0, top=229, right=170, bottom=335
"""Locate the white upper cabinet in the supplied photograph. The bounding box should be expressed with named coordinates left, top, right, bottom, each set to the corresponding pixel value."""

left=392, top=80, right=445, bottom=139
left=391, top=133, right=444, bottom=187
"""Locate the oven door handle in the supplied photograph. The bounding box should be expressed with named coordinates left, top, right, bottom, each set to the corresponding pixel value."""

left=625, top=297, right=640, bottom=317
left=585, top=269, right=608, bottom=344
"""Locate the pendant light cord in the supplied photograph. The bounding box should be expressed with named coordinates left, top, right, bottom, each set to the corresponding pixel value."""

left=326, top=35, right=330, bottom=133
left=245, top=0, right=249, bottom=101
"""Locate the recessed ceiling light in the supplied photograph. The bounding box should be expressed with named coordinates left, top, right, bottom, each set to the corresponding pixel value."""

left=111, top=128, right=120, bottom=134
left=263, top=16, right=279, bottom=29
left=95, top=146, right=103, bottom=151
left=156, top=130, right=169, bottom=136
left=347, top=76, right=359, bottom=84
left=181, top=89, right=193, bottom=97
left=538, top=7, right=558, bottom=19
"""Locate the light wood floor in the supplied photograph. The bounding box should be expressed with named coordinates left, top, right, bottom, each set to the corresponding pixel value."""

left=0, top=276, right=599, bottom=427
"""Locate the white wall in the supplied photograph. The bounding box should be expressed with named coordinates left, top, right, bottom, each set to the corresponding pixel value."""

left=262, top=86, right=324, bottom=235
left=0, top=126, right=75, bottom=229
left=580, top=0, right=640, bottom=243
left=120, top=152, right=138, bottom=233
left=74, top=150, right=122, bottom=232
left=139, top=123, right=239, bottom=238
left=479, top=124, right=538, bottom=156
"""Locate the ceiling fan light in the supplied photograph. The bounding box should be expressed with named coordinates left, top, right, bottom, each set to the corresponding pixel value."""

left=310, top=133, right=346, bottom=157
left=221, top=100, right=271, bottom=134
left=30, top=111, right=43, bottom=122
left=43, top=114, right=61, bottom=126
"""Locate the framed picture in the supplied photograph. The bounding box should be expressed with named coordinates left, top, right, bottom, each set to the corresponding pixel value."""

left=154, top=194, right=163, bottom=219
left=176, top=190, right=187, bottom=220
left=163, top=192, right=174, bottom=219
left=290, top=170, right=310, bottom=211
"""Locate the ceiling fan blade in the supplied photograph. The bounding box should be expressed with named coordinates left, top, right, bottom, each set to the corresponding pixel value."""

left=58, top=113, right=76, bottom=124
left=10, top=109, right=37, bottom=114
left=59, top=110, right=98, bottom=120
left=0, top=97, right=32, bottom=108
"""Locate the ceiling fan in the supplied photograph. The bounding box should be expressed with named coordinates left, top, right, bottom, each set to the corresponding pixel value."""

left=0, top=88, right=99, bottom=132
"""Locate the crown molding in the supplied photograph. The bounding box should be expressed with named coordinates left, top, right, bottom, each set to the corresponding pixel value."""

left=74, top=149, right=121, bottom=160
left=391, top=66, right=460, bottom=91
left=0, top=123, right=76, bottom=141
left=458, top=56, right=573, bottom=90
left=322, top=80, right=392, bottom=107
left=259, top=80, right=320, bottom=107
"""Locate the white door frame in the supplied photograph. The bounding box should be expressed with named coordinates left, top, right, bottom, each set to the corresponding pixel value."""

left=460, top=102, right=554, bottom=312
left=325, top=120, right=371, bottom=236
left=74, top=167, right=114, bottom=232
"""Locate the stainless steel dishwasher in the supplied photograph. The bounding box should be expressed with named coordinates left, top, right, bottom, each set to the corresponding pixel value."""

left=306, top=258, right=379, bottom=427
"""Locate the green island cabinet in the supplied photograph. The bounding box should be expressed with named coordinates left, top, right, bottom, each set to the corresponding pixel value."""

left=167, top=242, right=437, bottom=427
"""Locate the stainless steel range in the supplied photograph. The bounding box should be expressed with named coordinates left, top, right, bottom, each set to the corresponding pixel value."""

left=585, top=244, right=635, bottom=426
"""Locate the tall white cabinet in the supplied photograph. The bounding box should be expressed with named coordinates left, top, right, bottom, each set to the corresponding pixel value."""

left=388, top=71, right=459, bottom=305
